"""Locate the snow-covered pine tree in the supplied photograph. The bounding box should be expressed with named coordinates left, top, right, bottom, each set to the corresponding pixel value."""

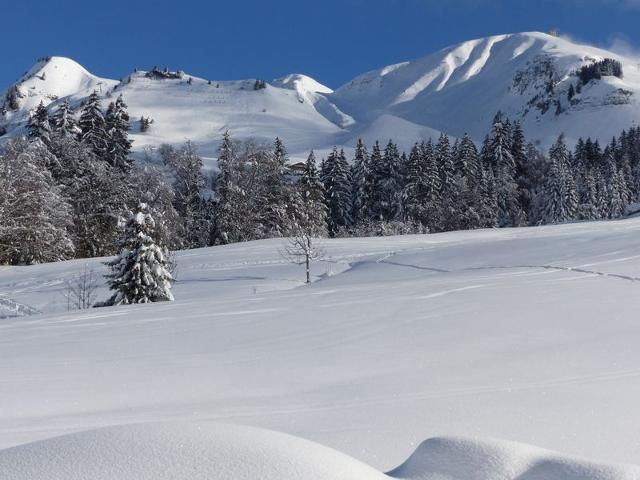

left=510, top=121, right=529, bottom=220
left=164, top=142, right=210, bottom=248
left=478, top=167, right=499, bottom=228
left=541, top=135, right=578, bottom=224
left=78, top=91, right=108, bottom=160
left=260, top=137, right=293, bottom=237
left=577, top=169, right=600, bottom=221
left=105, top=95, right=133, bottom=172
left=371, top=140, right=402, bottom=221
left=351, top=139, right=371, bottom=224
left=136, top=164, right=184, bottom=250
left=0, top=138, right=74, bottom=264
left=214, top=131, right=242, bottom=244
left=456, top=134, right=482, bottom=223
left=367, top=141, right=384, bottom=221
left=51, top=99, right=80, bottom=137
left=489, top=118, right=524, bottom=227
left=436, top=133, right=461, bottom=230
left=402, top=142, right=427, bottom=226
left=26, top=101, right=52, bottom=144
left=321, top=147, right=352, bottom=236
left=298, top=150, right=328, bottom=237
left=422, top=139, right=443, bottom=232
left=100, top=203, right=174, bottom=306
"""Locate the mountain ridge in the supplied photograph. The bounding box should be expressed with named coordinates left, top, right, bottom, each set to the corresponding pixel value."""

left=2, top=31, right=639, bottom=161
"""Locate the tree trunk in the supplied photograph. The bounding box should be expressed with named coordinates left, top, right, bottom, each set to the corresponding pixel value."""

left=305, top=253, right=310, bottom=284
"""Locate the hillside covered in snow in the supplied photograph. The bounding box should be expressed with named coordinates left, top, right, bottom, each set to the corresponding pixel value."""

left=2, top=217, right=640, bottom=476
left=2, top=32, right=640, bottom=160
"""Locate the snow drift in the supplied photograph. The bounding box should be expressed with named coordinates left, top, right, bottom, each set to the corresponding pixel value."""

left=1, top=423, right=637, bottom=480
left=389, top=436, right=640, bottom=480
left=0, top=423, right=387, bottom=480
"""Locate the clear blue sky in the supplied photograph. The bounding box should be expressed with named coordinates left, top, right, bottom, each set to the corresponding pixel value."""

left=4, top=0, right=640, bottom=89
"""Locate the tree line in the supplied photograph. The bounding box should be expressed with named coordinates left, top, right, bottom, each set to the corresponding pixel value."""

left=2, top=99, right=640, bottom=268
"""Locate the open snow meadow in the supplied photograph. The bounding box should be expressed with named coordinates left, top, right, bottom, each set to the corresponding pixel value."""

left=2, top=217, right=640, bottom=478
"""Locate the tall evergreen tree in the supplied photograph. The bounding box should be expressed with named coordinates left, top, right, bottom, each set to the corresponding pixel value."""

left=321, top=147, right=352, bottom=236
left=51, top=99, right=79, bottom=137
left=351, top=139, right=371, bottom=223
left=26, top=101, right=52, bottom=144
left=78, top=91, right=108, bottom=159
left=489, top=118, right=523, bottom=226
left=100, top=203, right=174, bottom=306
left=104, top=95, right=133, bottom=172
left=402, top=142, right=427, bottom=226
left=541, top=135, right=578, bottom=224
left=297, top=150, right=328, bottom=237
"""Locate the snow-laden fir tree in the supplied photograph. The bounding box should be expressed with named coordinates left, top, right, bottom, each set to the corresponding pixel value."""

left=420, top=139, right=443, bottom=231
left=577, top=169, right=600, bottom=221
left=26, top=101, right=52, bottom=144
left=260, top=137, right=293, bottom=237
left=402, top=142, right=427, bottom=226
left=369, top=140, right=402, bottom=221
left=214, top=131, right=246, bottom=244
left=488, top=118, right=524, bottom=227
left=105, top=95, right=133, bottom=172
left=436, top=133, right=462, bottom=230
left=136, top=164, right=184, bottom=250
left=350, top=138, right=370, bottom=224
left=162, top=142, right=211, bottom=248
left=321, top=147, right=352, bottom=236
left=46, top=132, right=133, bottom=258
left=78, top=91, right=108, bottom=159
left=100, top=203, right=174, bottom=306
left=541, top=135, right=578, bottom=224
left=51, top=99, right=80, bottom=137
left=298, top=150, right=328, bottom=237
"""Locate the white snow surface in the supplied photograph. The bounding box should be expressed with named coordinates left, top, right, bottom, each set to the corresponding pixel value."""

left=2, top=218, right=640, bottom=476
left=0, top=423, right=637, bottom=480
left=4, top=32, right=640, bottom=160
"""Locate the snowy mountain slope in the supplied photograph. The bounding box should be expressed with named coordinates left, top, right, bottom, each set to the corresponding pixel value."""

left=0, top=58, right=348, bottom=164
left=332, top=32, right=640, bottom=148
left=3, top=32, right=640, bottom=160
left=0, top=56, right=117, bottom=135
left=2, top=218, right=640, bottom=470
left=1, top=423, right=637, bottom=480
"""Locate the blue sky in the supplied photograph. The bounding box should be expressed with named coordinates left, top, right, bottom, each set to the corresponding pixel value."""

left=4, top=0, right=640, bottom=89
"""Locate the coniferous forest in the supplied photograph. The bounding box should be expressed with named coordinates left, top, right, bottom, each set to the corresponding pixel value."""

left=2, top=97, right=640, bottom=267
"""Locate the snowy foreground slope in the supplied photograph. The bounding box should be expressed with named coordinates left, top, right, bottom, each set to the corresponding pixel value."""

left=3, top=32, right=640, bottom=160
left=0, top=424, right=637, bottom=480
left=2, top=219, right=640, bottom=476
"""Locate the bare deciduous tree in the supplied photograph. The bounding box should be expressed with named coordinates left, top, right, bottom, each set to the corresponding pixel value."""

left=281, top=229, right=324, bottom=284
left=63, top=264, right=98, bottom=310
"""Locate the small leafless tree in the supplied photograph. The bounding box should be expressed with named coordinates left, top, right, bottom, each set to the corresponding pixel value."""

left=63, top=264, right=98, bottom=310
left=166, top=249, right=179, bottom=282
left=281, top=230, right=324, bottom=284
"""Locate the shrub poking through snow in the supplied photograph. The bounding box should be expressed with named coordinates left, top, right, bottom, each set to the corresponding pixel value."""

left=99, top=203, right=174, bottom=306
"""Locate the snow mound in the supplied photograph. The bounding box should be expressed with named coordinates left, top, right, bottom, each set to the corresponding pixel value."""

left=0, top=422, right=388, bottom=480
left=388, top=436, right=640, bottom=480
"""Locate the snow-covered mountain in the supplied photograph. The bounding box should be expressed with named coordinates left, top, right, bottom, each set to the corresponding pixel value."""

left=2, top=31, right=640, bottom=161
left=332, top=31, right=640, bottom=149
